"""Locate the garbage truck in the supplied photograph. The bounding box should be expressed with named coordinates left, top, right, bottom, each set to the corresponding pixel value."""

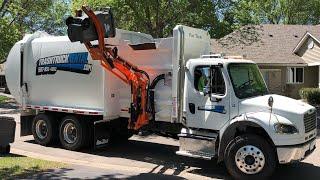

left=5, top=6, right=317, bottom=179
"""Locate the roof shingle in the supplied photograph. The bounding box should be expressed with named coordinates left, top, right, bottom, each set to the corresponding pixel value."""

left=211, top=24, right=320, bottom=65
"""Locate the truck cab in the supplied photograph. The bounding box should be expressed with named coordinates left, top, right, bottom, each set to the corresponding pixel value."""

left=178, top=56, right=317, bottom=179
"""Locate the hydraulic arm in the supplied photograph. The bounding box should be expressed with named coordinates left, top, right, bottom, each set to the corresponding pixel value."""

left=66, top=6, right=150, bottom=130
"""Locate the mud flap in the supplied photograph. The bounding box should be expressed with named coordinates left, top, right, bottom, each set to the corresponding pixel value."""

left=20, top=115, right=34, bottom=136
left=94, top=120, right=111, bottom=149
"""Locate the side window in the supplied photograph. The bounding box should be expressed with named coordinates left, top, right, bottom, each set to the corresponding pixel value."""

left=194, top=66, right=210, bottom=92
left=194, top=66, right=226, bottom=95
left=211, top=67, right=226, bottom=95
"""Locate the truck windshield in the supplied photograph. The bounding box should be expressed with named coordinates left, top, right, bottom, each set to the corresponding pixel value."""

left=228, top=63, right=268, bottom=99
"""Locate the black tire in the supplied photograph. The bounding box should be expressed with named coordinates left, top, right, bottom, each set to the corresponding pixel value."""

left=224, top=134, right=276, bottom=180
left=59, top=116, right=87, bottom=151
left=0, top=145, right=10, bottom=154
left=32, top=114, right=57, bottom=146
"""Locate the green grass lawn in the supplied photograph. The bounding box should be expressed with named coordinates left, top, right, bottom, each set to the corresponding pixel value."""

left=0, top=155, right=66, bottom=179
left=0, top=95, right=10, bottom=103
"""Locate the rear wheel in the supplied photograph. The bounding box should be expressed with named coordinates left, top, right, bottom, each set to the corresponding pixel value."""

left=32, top=114, right=57, bottom=146
left=59, top=116, right=88, bottom=151
left=224, top=134, right=276, bottom=180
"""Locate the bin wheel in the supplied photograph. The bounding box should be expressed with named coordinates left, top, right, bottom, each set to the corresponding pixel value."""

left=0, top=145, right=10, bottom=154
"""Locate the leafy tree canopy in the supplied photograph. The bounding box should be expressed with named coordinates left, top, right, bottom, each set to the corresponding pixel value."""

left=2, top=0, right=320, bottom=62
left=0, top=0, right=70, bottom=61
left=230, top=0, right=320, bottom=27
left=72, top=0, right=232, bottom=38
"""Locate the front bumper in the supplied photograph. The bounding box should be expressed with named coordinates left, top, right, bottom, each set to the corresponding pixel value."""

left=277, top=138, right=316, bottom=164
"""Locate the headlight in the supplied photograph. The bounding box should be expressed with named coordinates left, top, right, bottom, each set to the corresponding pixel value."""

left=274, top=123, right=299, bottom=134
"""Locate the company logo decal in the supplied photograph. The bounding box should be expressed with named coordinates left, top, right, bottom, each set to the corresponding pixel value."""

left=198, top=105, right=226, bottom=114
left=36, top=52, right=92, bottom=75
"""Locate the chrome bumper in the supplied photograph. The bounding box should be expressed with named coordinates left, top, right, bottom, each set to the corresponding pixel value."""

left=277, top=138, right=316, bottom=164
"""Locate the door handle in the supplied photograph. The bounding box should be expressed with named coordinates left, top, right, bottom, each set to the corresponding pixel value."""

left=189, top=103, right=195, bottom=114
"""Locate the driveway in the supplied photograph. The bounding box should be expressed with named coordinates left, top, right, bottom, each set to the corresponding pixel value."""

left=1, top=110, right=320, bottom=179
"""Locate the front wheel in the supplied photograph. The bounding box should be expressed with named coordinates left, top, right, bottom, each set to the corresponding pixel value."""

left=224, top=134, right=276, bottom=180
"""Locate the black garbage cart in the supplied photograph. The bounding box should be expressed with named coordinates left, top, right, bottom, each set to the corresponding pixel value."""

left=0, top=116, right=16, bottom=154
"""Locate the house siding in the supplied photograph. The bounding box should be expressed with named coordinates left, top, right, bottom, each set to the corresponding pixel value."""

left=259, top=65, right=318, bottom=99
left=296, top=37, right=320, bottom=64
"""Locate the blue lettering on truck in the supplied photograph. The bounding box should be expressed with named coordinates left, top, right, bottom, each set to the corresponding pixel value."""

left=36, top=52, right=92, bottom=75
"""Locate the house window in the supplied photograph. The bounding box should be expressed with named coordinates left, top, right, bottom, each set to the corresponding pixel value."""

left=287, top=67, right=304, bottom=84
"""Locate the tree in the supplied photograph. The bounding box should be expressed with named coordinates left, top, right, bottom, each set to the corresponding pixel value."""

left=0, top=18, right=20, bottom=61
left=0, top=0, right=70, bottom=61
left=230, top=0, right=320, bottom=27
left=72, top=0, right=231, bottom=38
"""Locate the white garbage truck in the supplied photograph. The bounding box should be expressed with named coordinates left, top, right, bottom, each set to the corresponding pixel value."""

left=5, top=7, right=317, bottom=179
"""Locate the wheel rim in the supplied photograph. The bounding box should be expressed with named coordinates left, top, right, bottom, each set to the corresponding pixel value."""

left=35, top=120, right=48, bottom=139
left=235, top=145, right=265, bottom=174
left=63, top=122, right=77, bottom=144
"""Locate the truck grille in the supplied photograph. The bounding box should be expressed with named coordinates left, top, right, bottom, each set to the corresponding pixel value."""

left=304, top=111, right=317, bottom=133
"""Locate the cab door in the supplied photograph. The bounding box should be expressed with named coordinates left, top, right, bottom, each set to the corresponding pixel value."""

left=185, top=64, right=230, bottom=130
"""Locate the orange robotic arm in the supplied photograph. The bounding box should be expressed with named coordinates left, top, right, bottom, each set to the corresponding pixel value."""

left=81, top=6, right=150, bottom=130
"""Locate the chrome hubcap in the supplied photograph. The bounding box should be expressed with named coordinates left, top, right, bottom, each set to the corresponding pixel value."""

left=235, top=145, right=265, bottom=174
left=63, top=122, right=77, bottom=144
left=35, top=120, right=48, bottom=139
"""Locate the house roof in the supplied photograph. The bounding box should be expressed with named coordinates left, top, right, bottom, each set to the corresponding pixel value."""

left=293, top=32, right=320, bottom=53
left=293, top=32, right=320, bottom=66
left=211, top=24, right=320, bottom=65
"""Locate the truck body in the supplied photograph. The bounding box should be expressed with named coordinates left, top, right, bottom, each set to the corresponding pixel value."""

left=6, top=27, right=210, bottom=123
left=5, top=24, right=317, bottom=179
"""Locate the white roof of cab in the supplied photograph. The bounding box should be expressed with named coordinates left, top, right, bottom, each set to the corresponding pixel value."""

left=187, top=58, right=256, bottom=66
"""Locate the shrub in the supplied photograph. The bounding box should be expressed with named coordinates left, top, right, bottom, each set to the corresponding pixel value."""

left=299, top=88, right=320, bottom=105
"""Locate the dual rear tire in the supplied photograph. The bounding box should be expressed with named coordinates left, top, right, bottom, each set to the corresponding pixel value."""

left=32, top=114, right=132, bottom=150
left=59, top=116, right=89, bottom=151
left=32, top=114, right=57, bottom=146
left=32, top=114, right=89, bottom=151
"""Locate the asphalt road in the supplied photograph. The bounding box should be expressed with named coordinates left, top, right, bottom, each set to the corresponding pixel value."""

left=2, top=112, right=320, bottom=179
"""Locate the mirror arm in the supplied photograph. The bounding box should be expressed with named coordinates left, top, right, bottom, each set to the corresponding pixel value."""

left=210, top=96, right=222, bottom=102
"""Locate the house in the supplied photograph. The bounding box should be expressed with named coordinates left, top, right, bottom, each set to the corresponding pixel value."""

left=212, top=24, right=320, bottom=99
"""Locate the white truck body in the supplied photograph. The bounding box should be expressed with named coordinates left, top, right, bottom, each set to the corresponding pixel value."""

left=5, top=25, right=317, bottom=178
left=6, top=26, right=210, bottom=122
